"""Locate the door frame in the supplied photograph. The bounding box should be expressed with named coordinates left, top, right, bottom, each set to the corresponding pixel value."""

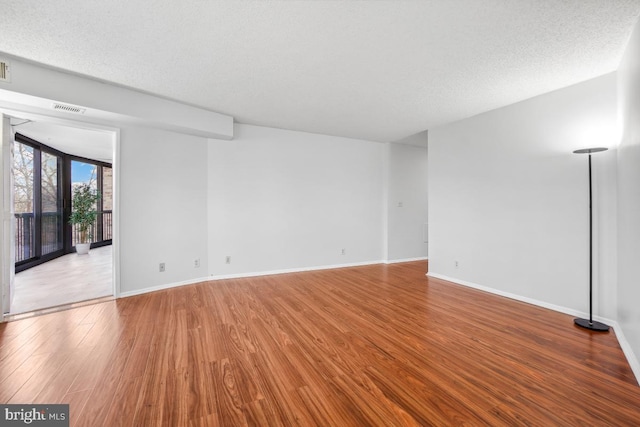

left=1, top=114, right=14, bottom=316
left=0, top=110, right=120, bottom=320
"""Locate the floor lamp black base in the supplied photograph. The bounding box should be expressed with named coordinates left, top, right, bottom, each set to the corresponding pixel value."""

left=574, top=318, right=610, bottom=332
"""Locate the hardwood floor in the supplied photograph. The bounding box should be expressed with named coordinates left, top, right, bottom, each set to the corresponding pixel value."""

left=11, top=246, right=113, bottom=314
left=1, top=261, right=639, bottom=426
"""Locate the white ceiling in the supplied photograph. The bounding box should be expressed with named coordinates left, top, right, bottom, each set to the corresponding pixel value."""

left=1, top=1, right=639, bottom=142
left=10, top=118, right=113, bottom=163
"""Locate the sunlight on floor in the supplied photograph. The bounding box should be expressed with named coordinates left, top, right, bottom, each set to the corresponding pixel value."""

left=11, top=245, right=113, bottom=314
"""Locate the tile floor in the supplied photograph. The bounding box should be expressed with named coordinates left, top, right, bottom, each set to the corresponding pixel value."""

left=11, top=245, right=113, bottom=314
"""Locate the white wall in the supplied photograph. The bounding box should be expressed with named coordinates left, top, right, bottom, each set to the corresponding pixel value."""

left=617, top=19, right=640, bottom=367
left=386, top=141, right=428, bottom=261
left=207, top=124, right=385, bottom=277
left=1, top=54, right=431, bottom=299
left=119, top=126, right=209, bottom=294
left=428, top=73, right=619, bottom=318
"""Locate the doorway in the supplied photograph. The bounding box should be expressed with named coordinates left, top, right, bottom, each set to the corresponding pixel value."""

left=3, top=114, right=117, bottom=315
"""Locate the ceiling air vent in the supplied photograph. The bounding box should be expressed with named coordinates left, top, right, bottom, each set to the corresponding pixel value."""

left=52, top=102, right=86, bottom=114
left=0, top=60, right=10, bottom=82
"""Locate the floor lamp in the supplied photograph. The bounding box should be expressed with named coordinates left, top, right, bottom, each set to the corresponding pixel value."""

left=573, top=147, right=609, bottom=332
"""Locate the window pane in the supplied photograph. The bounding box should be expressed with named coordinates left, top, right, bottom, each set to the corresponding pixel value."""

left=103, top=167, right=113, bottom=210
left=71, top=161, right=98, bottom=246
left=41, top=152, right=63, bottom=255
left=13, top=141, right=34, bottom=262
left=102, top=167, right=113, bottom=241
left=71, top=160, right=97, bottom=188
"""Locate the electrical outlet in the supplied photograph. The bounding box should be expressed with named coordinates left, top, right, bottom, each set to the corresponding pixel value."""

left=341, top=248, right=346, bottom=255
left=454, top=260, right=459, bottom=268
left=225, top=256, right=231, bottom=264
left=194, top=258, right=200, bottom=268
left=159, top=262, right=166, bottom=272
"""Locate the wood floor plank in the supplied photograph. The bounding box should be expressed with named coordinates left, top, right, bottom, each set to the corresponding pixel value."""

left=32, top=347, right=95, bottom=404
left=162, top=367, right=190, bottom=427
left=7, top=349, right=76, bottom=404
left=71, top=337, right=136, bottom=425
left=1, top=261, right=639, bottom=425
left=188, top=359, right=217, bottom=420
left=63, top=390, right=91, bottom=427
left=242, top=398, right=281, bottom=427
left=293, top=385, right=353, bottom=427
left=130, top=331, right=172, bottom=427
left=211, top=358, right=247, bottom=426
left=0, top=353, right=50, bottom=402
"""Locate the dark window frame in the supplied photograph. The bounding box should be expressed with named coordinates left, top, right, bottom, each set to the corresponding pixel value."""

left=14, top=133, right=112, bottom=273
left=67, top=155, right=113, bottom=251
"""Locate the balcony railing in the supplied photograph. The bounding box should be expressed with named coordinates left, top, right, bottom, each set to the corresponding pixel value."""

left=15, top=210, right=112, bottom=263
left=71, top=210, right=113, bottom=246
left=15, top=212, right=34, bottom=263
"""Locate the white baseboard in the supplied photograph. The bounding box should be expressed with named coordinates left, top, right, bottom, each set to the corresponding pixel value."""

left=610, top=323, right=640, bottom=384
left=427, top=272, right=640, bottom=385
left=119, top=276, right=211, bottom=298
left=207, top=260, right=386, bottom=281
left=385, top=257, right=428, bottom=264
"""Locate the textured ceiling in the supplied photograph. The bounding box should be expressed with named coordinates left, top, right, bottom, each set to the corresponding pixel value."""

left=1, top=0, right=639, bottom=142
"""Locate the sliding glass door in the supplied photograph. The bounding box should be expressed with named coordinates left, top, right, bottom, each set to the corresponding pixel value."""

left=14, top=133, right=112, bottom=272
left=14, top=141, right=35, bottom=263
left=14, top=137, right=64, bottom=271
left=41, top=151, right=63, bottom=255
left=71, top=160, right=97, bottom=247
left=70, top=160, right=112, bottom=248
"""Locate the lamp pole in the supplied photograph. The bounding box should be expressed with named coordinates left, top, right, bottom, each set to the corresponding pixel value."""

left=573, top=147, right=609, bottom=332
